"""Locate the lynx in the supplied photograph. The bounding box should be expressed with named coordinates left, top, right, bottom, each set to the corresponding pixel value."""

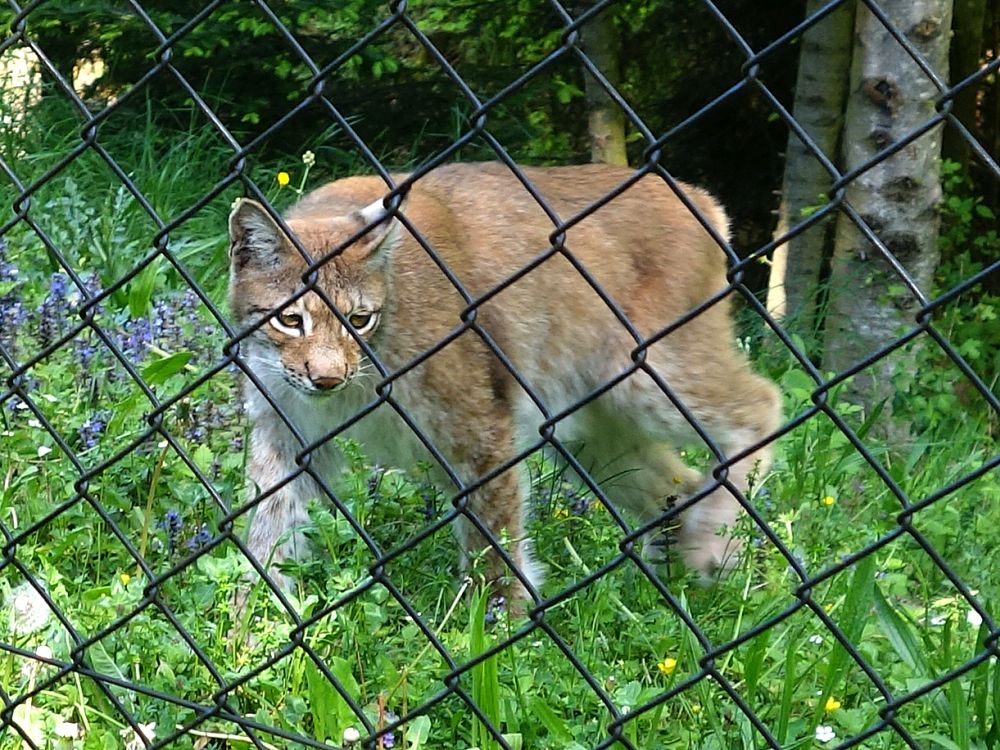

left=227, top=162, right=781, bottom=603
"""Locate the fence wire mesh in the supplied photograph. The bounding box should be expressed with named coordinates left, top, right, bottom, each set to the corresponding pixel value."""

left=1, top=1, right=999, bottom=749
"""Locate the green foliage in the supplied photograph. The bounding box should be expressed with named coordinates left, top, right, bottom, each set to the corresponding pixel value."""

left=1, top=0, right=804, bottom=264
left=905, top=160, right=1000, bottom=434
left=2, top=58, right=998, bottom=750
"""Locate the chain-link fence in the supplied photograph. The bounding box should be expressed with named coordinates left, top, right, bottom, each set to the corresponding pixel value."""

left=2, top=1, right=999, bottom=749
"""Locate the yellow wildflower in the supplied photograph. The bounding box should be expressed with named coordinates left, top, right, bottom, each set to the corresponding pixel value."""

left=825, top=696, right=842, bottom=712
left=276, top=171, right=291, bottom=187
left=691, top=704, right=702, bottom=715
left=657, top=657, right=677, bottom=675
left=120, top=572, right=131, bottom=586
left=821, top=495, right=835, bottom=507
left=553, top=507, right=569, bottom=520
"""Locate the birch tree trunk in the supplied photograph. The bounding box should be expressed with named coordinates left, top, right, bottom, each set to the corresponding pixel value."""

left=823, top=0, right=953, bottom=418
left=767, top=0, right=856, bottom=338
left=577, top=7, right=628, bottom=166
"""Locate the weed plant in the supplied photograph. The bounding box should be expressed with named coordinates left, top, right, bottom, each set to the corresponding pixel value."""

left=1, top=98, right=999, bottom=750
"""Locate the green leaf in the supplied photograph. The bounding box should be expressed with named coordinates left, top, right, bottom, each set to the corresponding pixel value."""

left=776, top=631, right=797, bottom=744
left=949, top=673, right=970, bottom=750
left=127, top=264, right=159, bottom=318
left=872, top=587, right=928, bottom=675
left=141, top=352, right=192, bottom=386
left=470, top=587, right=501, bottom=749
left=915, top=732, right=965, bottom=750
left=405, top=715, right=431, bottom=749
left=815, top=553, right=876, bottom=725
left=86, top=640, right=132, bottom=712
left=743, top=629, right=770, bottom=704
left=873, top=587, right=952, bottom=723
left=528, top=696, right=573, bottom=742
left=304, top=656, right=360, bottom=743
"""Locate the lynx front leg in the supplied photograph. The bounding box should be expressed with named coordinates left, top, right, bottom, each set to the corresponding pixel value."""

left=452, top=466, right=543, bottom=609
left=243, top=429, right=317, bottom=591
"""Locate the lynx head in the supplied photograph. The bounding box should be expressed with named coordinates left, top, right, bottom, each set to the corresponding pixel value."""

left=228, top=197, right=402, bottom=396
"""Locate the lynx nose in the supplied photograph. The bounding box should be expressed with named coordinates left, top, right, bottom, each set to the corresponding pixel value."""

left=310, top=374, right=344, bottom=390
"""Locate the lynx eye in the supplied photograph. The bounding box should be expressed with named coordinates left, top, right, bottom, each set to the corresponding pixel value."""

left=270, top=309, right=306, bottom=336
left=277, top=311, right=303, bottom=329
left=348, top=311, right=377, bottom=334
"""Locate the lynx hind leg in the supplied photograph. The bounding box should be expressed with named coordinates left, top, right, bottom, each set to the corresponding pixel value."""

left=673, top=369, right=781, bottom=581
left=607, top=362, right=781, bottom=583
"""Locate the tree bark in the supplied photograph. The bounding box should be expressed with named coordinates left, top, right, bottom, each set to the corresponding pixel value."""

left=941, top=0, right=986, bottom=169
left=822, top=0, right=953, bottom=420
left=767, top=0, right=856, bottom=338
left=577, top=7, right=628, bottom=166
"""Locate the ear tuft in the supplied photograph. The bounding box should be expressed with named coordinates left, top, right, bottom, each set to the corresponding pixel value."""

left=346, top=197, right=405, bottom=263
left=229, top=199, right=285, bottom=269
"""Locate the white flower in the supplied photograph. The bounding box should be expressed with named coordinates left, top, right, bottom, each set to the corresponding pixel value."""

left=808, top=634, right=823, bottom=645
left=8, top=582, right=51, bottom=635
left=302, top=150, right=316, bottom=167
left=36, top=445, right=52, bottom=457
left=54, top=721, right=81, bottom=739
left=815, top=724, right=836, bottom=743
left=343, top=727, right=361, bottom=744
left=121, top=722, right=156, bottom=750
left=968, top=609, right=984, bottom=627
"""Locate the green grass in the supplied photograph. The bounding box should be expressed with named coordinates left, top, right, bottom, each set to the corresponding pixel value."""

left=2, top=97, right=999, bottom=750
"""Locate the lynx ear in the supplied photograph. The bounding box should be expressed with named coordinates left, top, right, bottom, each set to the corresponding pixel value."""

left=345, top=197, right=405, bottom=263
left=229, top=198, right=286, bottom=269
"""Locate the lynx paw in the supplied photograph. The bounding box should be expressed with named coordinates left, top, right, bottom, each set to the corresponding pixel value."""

left=679, top=530, right=743, bottom=585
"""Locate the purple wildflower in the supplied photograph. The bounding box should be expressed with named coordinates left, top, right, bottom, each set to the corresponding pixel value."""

left=119, top=317, right=153, bottom=362
left=382, top=712, right=398, bottom=749
left=0, top=240, right=29, bottom=355
left=420, top=489, right=439, bottom=520
left=567, top=489, right=589, bottom=516
left=185, top=524, right=212, bottom=552
left=184, top=424, right=206, bottom=441
left=37, top=272, right=71, bottom=346
left=78, top=413, right=107, bottom=449
left=0, top=300, right=28, bottom=353
left=74, top=336, right=98, bottom=369
left=0, top=237, right=12, bottom=281
left=367, top=466, right=385, bottom=498
left=484, top=595, right=506, bottom=625
left=47, top=272, right=68, bottom=299
left=160, top=509, right=183, bottom=554
left=152, top=298, right=181, bottom=349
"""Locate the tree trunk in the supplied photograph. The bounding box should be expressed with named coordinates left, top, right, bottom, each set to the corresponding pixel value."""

left=941, top=0, right=986, bottom=170
left=822, top=0, right=953, bottom=421
left=767, top=0, right=856, bottom=339
left=577, top=7, right=628, bottom=166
